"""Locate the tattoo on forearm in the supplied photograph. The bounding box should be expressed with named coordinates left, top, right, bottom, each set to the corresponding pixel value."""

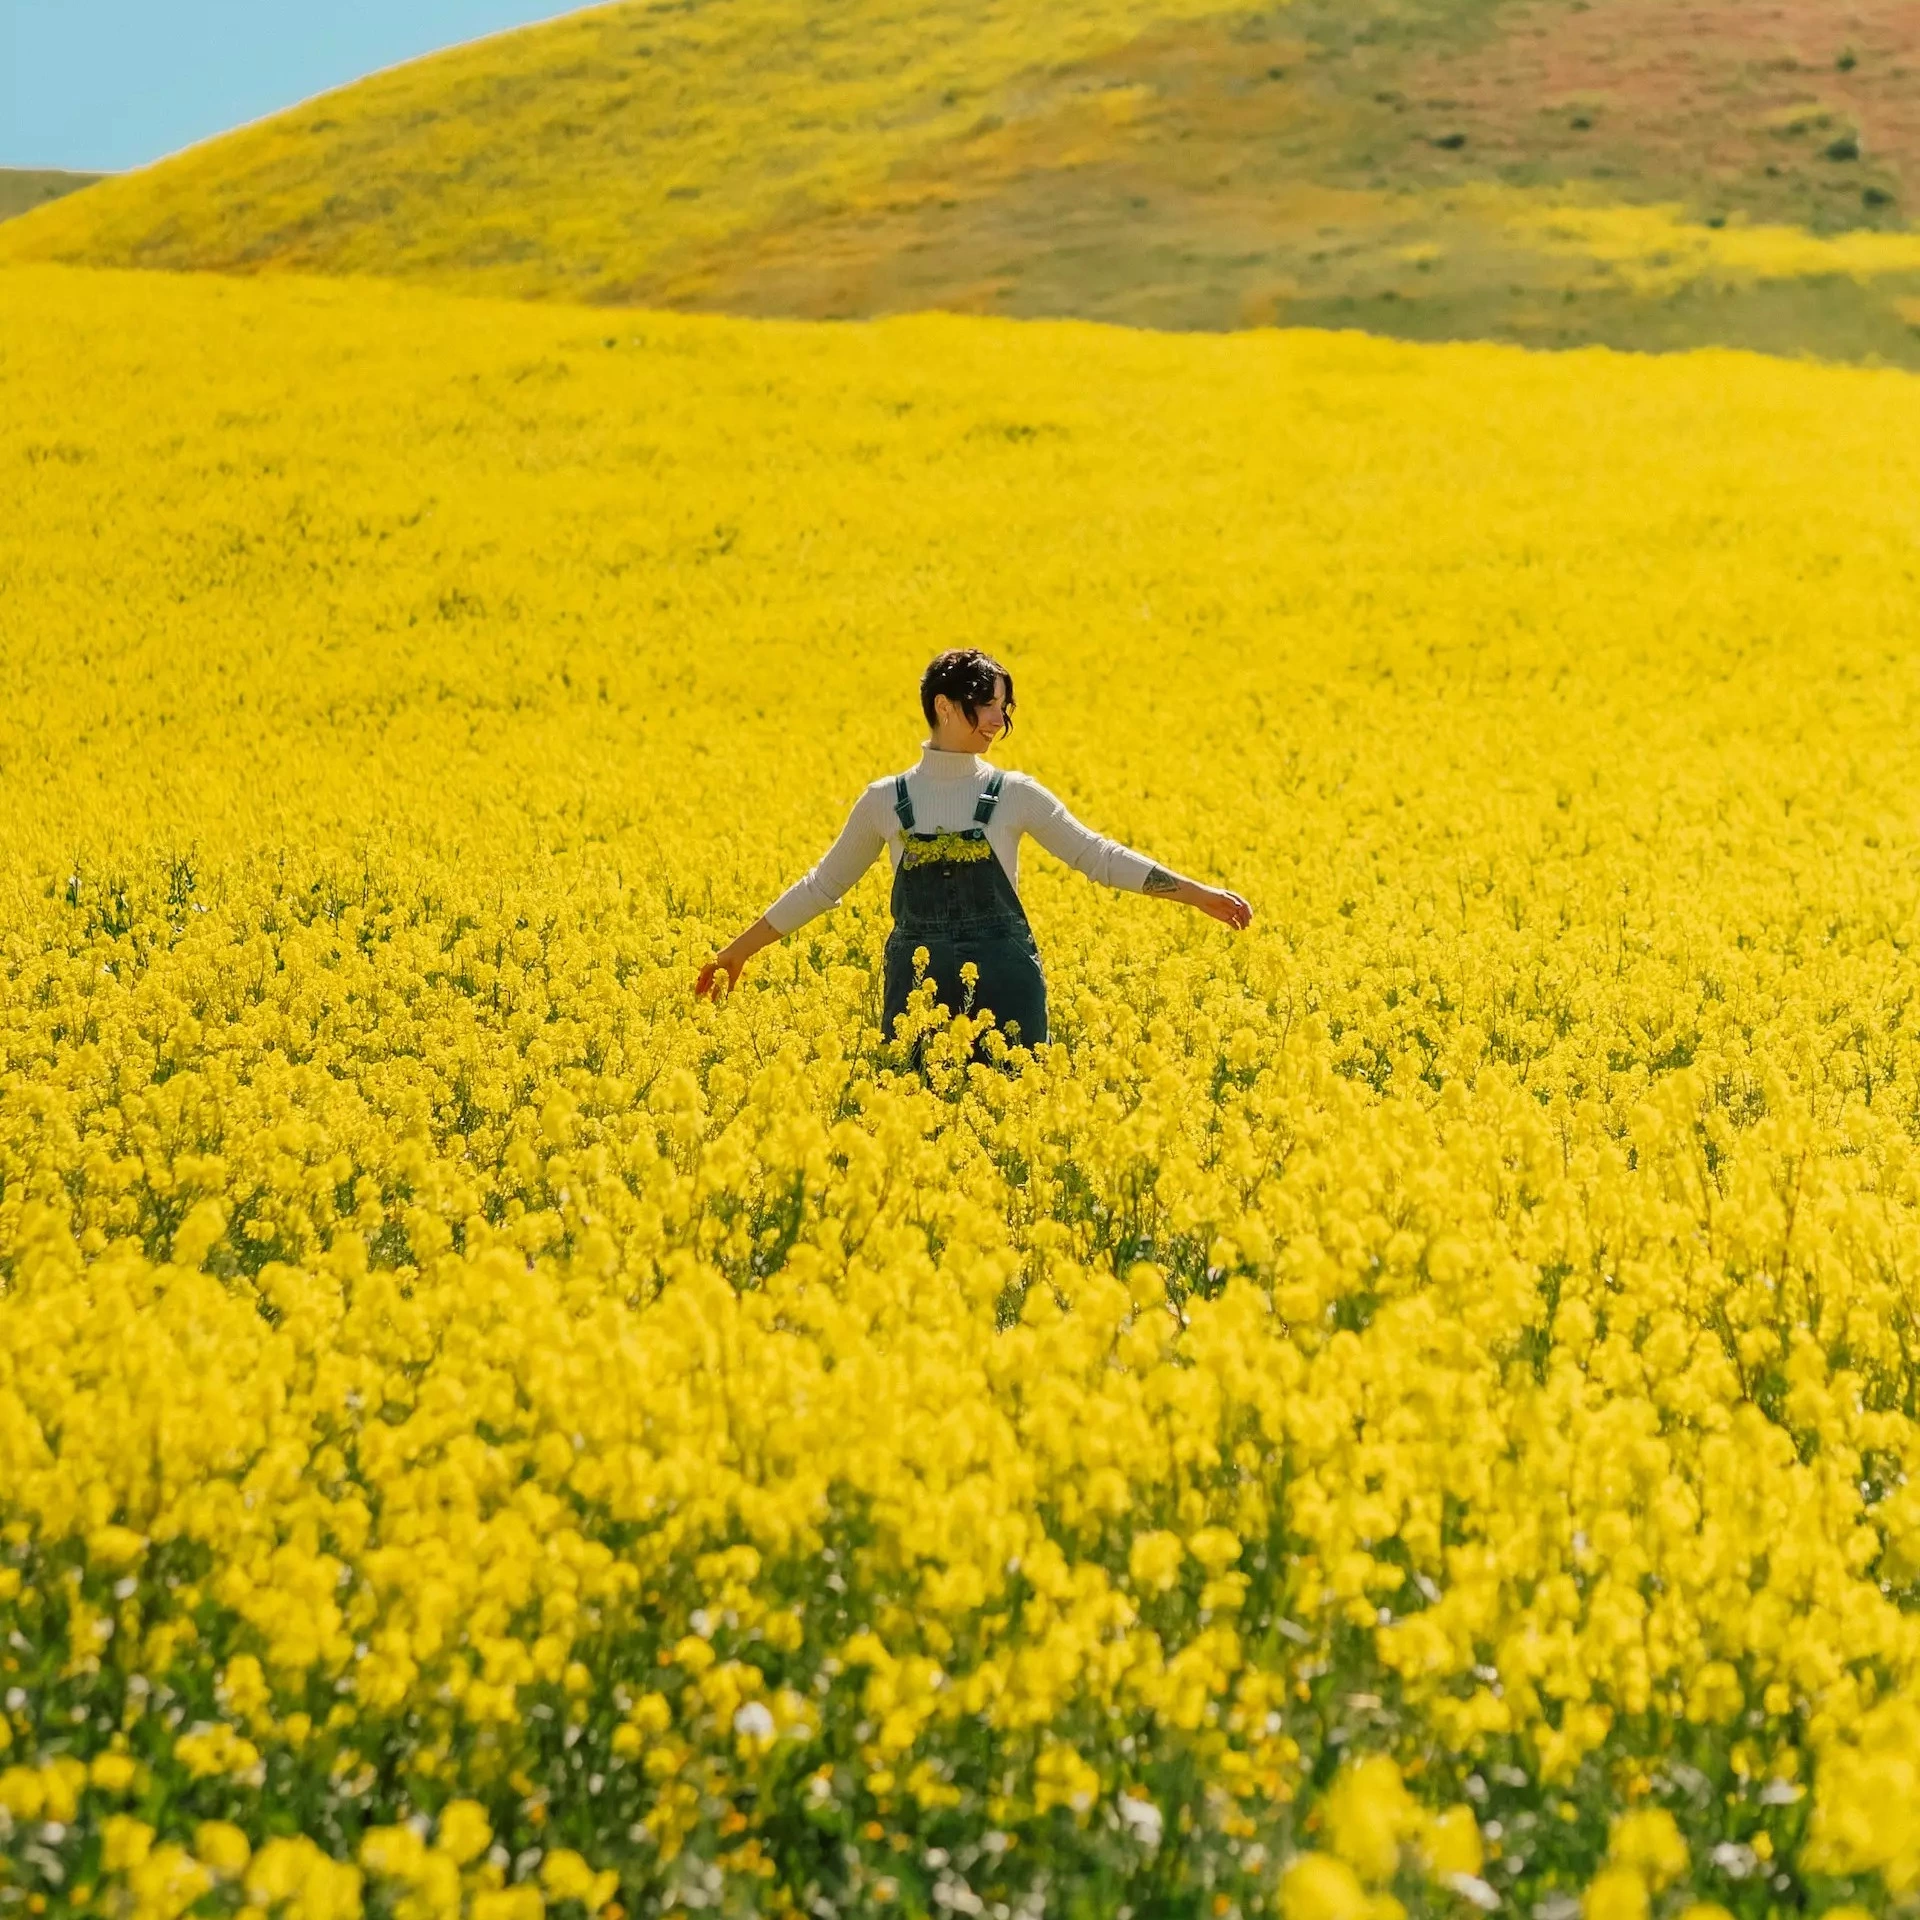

left=1143, top=866, right=1180, bottom=895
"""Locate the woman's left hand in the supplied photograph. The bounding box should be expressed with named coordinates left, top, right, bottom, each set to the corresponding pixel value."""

left=1195, top=886, right=1253, bottom=930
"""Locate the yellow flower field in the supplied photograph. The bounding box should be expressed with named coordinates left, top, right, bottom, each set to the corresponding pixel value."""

left=5, top=259, right=1920, bottom=1916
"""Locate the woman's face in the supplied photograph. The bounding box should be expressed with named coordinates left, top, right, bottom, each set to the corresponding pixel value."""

left=938, top=678, right=1008, bottom=751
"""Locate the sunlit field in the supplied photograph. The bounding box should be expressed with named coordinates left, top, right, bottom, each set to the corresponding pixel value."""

left=7, top=261, right=1920, bottom=1916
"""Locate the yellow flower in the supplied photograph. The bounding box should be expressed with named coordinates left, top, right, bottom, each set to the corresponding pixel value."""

left=435, top=1798, right=493, bottom=1865
left=1187, top=1527, right=1242, bottom=1573
left=86, top=1524, right=148, bottom=1569
left=89, top=1751, right=138, bottom=1794
left=219, top=1653, right=273, bottom=1723
left=1323, top=1755, right=1419, bottom=1884
left=128, top=1843, right=214, bottom=1913
left=1607, top=1809, right=1687, bottom=1889
left=360, top=1825, right=428, bottom=1881
left=1582, top=1867, right=1648, bottom=1920
left=195, top=1820, right=254, bottom=1876
left=1425, top=1805, right=1483, bottom=1879
left=1128, top=1530, right=1185, bottom=1594
left=171, top=1195, right=229, bottom=1269
left=1032, top=1742, right=1101, bottom=1819
left=543, top=1847, right=620, bottom=1907
left=472, top=1890, right=546, bottom=1920
left=1685, top=1661, right=1744, bottom=1726
left=175, top=1722, right=262, bottom=1780
left=0, top=1767, right=45, bottom=1820
left=1280, top=1852, right=1370, bottom=1920
left=102, top=1813, right=155, bottom=1871
left=246, top=1837, right=363, bottom=1918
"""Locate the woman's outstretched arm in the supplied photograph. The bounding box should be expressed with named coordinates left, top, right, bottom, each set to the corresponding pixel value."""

left=1139, top=863, right=1254, bottom=928
left=695, top=788, right=889, bottom=999
left=1014, top=778, right=1252, bottom=929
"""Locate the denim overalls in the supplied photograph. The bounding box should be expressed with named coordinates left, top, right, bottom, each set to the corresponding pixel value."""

left=880, top=769, right=1050, bottom=1051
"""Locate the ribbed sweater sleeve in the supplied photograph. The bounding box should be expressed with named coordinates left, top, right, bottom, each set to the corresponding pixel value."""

left=1010, top=776, right=1157, bottom=893
left=764, top=787, right=889, bottom=935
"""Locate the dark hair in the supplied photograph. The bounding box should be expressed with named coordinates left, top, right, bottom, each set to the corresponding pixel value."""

left=921, top=648, right=1015, bottom=735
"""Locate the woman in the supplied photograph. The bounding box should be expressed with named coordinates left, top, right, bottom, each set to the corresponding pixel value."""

left=695, top=649, right=1254, bottom=1048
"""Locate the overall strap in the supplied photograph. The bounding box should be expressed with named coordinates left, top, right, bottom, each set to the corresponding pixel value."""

left=973, top=770, right=1006, bottom=826
left=893, top=775, right=916, bottom=833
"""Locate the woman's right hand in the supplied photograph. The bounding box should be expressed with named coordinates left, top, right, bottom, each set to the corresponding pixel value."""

left=693, top=917, right=780, bottom=1003
left=694, top=956, right=736, bottom=1001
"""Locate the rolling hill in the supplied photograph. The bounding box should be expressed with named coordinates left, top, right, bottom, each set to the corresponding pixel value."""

left=5, top=0, right=1920, bottom=363
left=0, top=169, right=103, bottom=222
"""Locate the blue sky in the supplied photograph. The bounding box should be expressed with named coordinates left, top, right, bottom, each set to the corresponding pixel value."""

left=1, top=1, right=585, bottom=173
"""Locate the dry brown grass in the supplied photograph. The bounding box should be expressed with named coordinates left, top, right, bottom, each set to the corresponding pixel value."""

left=626, top=0, right=1920, bottom=364
left=0, top=170, right=103, bottom=224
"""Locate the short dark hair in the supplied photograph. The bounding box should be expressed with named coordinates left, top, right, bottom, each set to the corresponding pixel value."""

left=921, top=648, right=1015, bottom=735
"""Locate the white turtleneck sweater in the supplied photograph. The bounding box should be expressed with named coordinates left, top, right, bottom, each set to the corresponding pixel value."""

left=765, top=747, right=1160, bottom=936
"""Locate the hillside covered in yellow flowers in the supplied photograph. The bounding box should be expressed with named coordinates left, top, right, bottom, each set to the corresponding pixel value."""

left=7, top=248, right=1920, bottom=1911
left=7, top=0, right=1920, bottom=362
